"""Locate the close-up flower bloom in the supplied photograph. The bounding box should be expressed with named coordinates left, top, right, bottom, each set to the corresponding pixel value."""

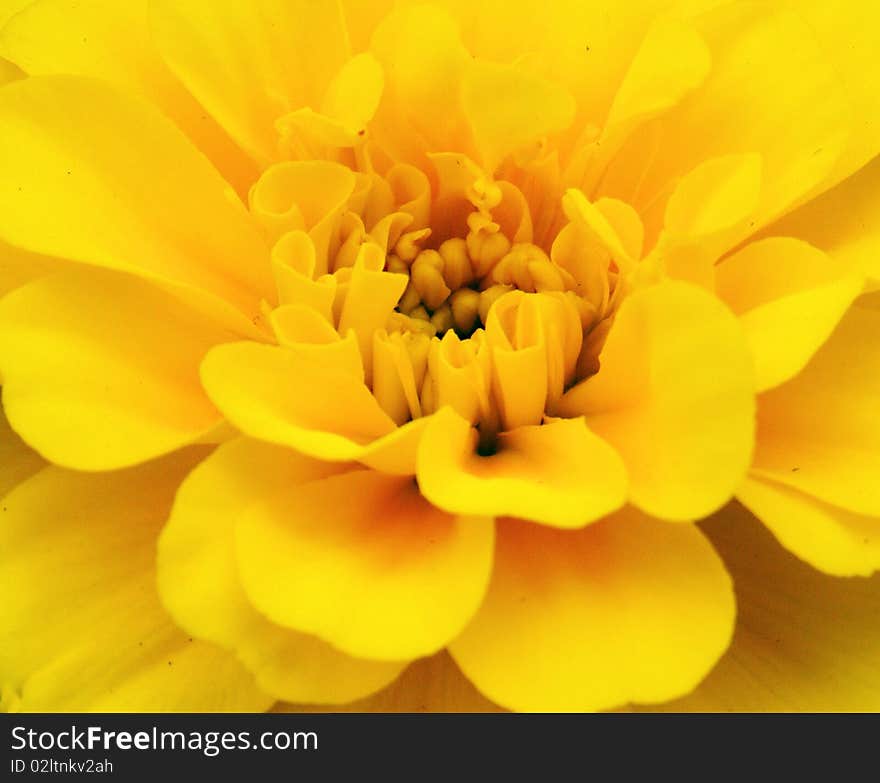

left=1, top=0, right=879, bottom=714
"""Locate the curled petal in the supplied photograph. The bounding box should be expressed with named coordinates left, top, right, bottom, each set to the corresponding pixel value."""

left=200, top=341, right=396, bottom=461
left=417, top=407, right=627, bottom=529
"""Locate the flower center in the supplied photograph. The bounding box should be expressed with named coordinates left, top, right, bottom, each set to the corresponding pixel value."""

left=252, top=160, right=632, bottom=443
left=390, top=235, right=584, bottom=339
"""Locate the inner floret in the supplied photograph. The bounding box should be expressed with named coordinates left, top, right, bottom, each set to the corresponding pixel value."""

left=251, top=159, right=637, bottom=445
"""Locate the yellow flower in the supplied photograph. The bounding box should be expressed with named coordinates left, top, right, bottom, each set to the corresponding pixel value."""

left=0, top=0, right=879, bottom=712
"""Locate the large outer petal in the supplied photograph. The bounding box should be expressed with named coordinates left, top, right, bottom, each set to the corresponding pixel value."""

left=0, top=268, right=228, bottom=470
left=750, top=303, right=880, bottom=516
left=0, top=448, right=272, bottom=711
left=603, top=3, right=851, bottom=247
left=769, top=154, right=880, bottom=285
left=449, top=510, right=734, bottom=712
left=157, top=438, right=407, bottom=705
left=788, top=0, right=880, bottom=190
left=0, top=0, right=256, bottom=194
left=557, top=280, right=755, bottom=521
left=644, top=503, right=880, bottom=711
left=236, top=469, right=495, bottom=661
left=0, top=75, right=273, bottom=335
left=151, top=0, right=350, bottom=166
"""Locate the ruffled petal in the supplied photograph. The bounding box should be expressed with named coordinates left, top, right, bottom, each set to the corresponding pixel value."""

left=605, top=3, right=850, bottom=247
left=770, top=154, right=880, bottom=285
left=0, top=0, right=256, bottom=193
left=417, top=407, right=627, bottom=529
left=715, top=237, right=864, bottom=391
left=791, top=0, right=880, bottom=189
left=151, top=0, right=349, bottom=166
left=0, top=268, right=227, bottom=470
left=368, top=5, right=472, bottom=166
left=0, top=75, right=272, bottom=335
left=0, top=448, right=271, bottom=711
left=571, top=16, right=711, bottom=194
left=463, top=59, right=575, bottom=172
left=200, top=341, right=397, bottom=461
left=158, top=438, right=406, bottom=704
left=236, top=469, right=495, bottom=660
left=557, top=280, right=755, bottom=521
left=437, top=0, right=674, bottom=138
left=449, top=510, right=734, bottom=712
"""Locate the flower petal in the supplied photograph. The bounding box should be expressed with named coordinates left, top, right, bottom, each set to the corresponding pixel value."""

left=715, top=237, right=864, bottom=391
left=738, top=476, right=880, bottom=578
left=0, top=74, right=272, bottom=335
left=440, top=0, right=674, bottom=138
left=607, top=4, right=850, bottom=244
left=604, top=17, right=710, bottom=134
left=200, top=341, right=396, bottom=461
left=0, top=241, right=66, bottom=298
left=236, top=469, right=495, bottom=661
left=417, top=407, right=627, bottom=529
left=249, top=160, right=357, bottom=272
left=276, top=652, right=503, bottom=713
left=770, top=154, right=880, bottom=285
left=462, top=59, right=575, bottom=172
left=449, top=510, right=734, bottom=712
left=648, top=503, right=880, bottom=711
left=158, top=438, right=405, bottom=704
left=0, top=448, right=271, bottom=711
left=0, top=1, right=37, bottom=30
left=573, top=16, right=711, bottom=192
left=0, top=268, right=227, bottom=470
left=368, top=4, right=472, bottom=165
left=151, top=0, right=349, bottom=166
left=557, top=280, right=755, bottom=521
left=0, top=56, right=21, bottom=83
left=0, top=0, right=256, bottom=193
left=0, top=399, right=43, bottom=499
left=663, top=152, right=763, bottom=241
left=792, top=0, right=880, bottom=189
left=751, top=303, right=880, bottom=516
